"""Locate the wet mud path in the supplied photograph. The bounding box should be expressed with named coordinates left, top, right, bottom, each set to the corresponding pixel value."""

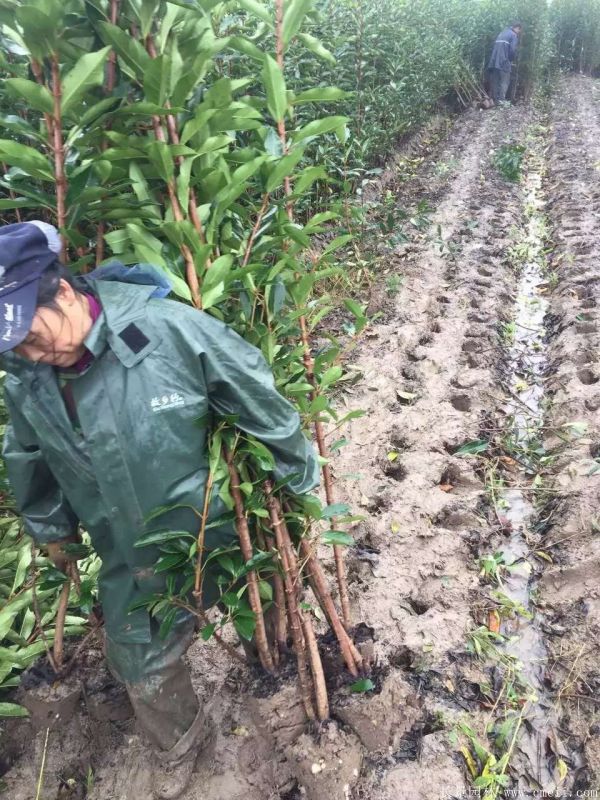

left=2, top=76, right=600, bottom=800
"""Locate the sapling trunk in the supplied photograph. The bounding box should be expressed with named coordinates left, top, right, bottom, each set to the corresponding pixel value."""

left=194, top=471, right=214, bottom=597
left=300, top=611, right=329, bottom=721
left=255, top=528, right=286, bottom=664
left=225, top=450, right=276, bottom=674
left=30, top=60, right=55, bottom=143
left=30, top=543, right=58, bottom=675
left=299, top=539, right=362, bottom=676
left=53, top=576, right=71, bottom=671
left=299, top=315, right=352, bottom=629
left=264, top=482, right=316, bottom=719
left=275, top=502, right=329, bottom=721
left=96, top=0, right=120, bottom=266
left=143, top=36, right=201, bottom=307
left=145, top=36, right=209, bottom=255
left=50, top=55, right=67, bottom=262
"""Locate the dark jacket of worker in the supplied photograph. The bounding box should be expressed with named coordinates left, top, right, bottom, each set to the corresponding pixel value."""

left=488, top=27, right=519, bottom=73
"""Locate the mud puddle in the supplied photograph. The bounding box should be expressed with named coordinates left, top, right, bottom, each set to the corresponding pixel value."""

left=494, top=156, right=569, bottom=793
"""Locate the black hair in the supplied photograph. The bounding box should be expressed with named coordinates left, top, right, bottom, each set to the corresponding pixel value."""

left=36, top=260, right=82, bottom=312
left=511, top=21, right=523, bottom=29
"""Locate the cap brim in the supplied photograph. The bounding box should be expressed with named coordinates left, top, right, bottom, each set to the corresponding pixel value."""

left=0, top=281, right=38, bottom=354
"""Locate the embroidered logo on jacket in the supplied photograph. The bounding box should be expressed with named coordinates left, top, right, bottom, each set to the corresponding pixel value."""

left=151, top=392, right=185, bottom=412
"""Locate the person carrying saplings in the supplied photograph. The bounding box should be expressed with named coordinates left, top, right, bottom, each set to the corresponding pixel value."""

left=0, top=221, right=320, bottom=799
left=487, top=22, right=522, bottom=105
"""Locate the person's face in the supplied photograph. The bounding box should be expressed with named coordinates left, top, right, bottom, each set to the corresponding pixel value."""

left=14, top=280, right=92, bottom=367
left=513, top=26, right=522, bottom=35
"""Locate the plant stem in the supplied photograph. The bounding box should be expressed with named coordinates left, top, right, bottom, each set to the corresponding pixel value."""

left=226, top=450, right=276, bottom=674
left=242, top=193, right=270, bottom=267
left=30, top=543, right=58, bottom=674
left=194, top=471, right=214, bottom=597
left=256, top=528, right=286, bottom=663
left=145, top=36, right=209, bottom=254
left=53, top=576, right=71, bottom=671
left=180, top=599, right=247, bottom=665
left=299, top=538, right=361, bottom=675
left=144, top=37, right=201, bottom=307
left=30, top=59, right=55, bottom=141
left=50, top=55, right=67, bottom=262
left=265, top=481, right=316, bottom=719
left=274, top=0, right=292, bottom=216
left=96, top=0, right=120, bottom=267
left=106, top=0, right=120, bottom=91
left=299, top=314, right=352, bottom=628
left=300, top=612, right=329, bottom=720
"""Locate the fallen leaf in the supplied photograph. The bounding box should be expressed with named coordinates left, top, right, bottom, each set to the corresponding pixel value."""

left=390, top=521, right=401, bottom=534
left=460, top=746, right=478, bottom=778
left=439, top=483, right=454, bottom=492
left=232, top=726, right=250, bottom=737
left=387, top=451, right=399, bottom=461
left=488, top=610, right=501, bottom=634
left=557, top=758, right=568, bottom=783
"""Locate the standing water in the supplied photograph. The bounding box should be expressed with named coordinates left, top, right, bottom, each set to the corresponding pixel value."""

left=495, top=164, right=570, bottom=793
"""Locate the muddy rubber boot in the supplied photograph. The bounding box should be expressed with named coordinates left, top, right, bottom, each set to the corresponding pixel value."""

left=152, top=707, right=206, bottom=800
left=153, top=749, right=199, bottom=800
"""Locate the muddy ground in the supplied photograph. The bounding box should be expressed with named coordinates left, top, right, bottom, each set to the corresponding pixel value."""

left=2, top=75, right=599, bottom=800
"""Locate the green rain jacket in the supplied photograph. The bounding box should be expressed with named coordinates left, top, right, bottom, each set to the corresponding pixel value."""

left=1, top=270, right=320, bottom=644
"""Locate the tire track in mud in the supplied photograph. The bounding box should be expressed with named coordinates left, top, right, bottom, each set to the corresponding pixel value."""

left=537, top=75, right=600, bottom=791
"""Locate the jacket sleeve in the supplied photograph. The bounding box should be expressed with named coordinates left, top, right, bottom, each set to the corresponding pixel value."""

left=2, top=390, right=79, bottom=545
left=196, top=314, right=320, bottom=495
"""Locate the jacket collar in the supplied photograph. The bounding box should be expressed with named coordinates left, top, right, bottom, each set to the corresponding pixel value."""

left=0, top=281, right=162, bottom=379
left=89, top=281, right=162, bottom=368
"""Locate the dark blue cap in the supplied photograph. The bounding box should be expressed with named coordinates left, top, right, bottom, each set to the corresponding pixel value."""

left=0, top=221, right=61, bottom=353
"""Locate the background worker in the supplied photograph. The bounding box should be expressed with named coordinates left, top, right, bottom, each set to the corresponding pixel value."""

left=487, top=22, right=522, bottom=105
left=0, top=220, right=320, bottom=799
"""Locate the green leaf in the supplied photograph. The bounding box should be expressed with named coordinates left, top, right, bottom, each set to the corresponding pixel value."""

left=454, top=440, right=488, bottom=456
left=5, top=78, right=53, bottom=115
left=261, top=55, right=287, bottom=123
left=144, top=54, right=171, bottom=106
left=322, top=530, right=353, bottom=547
left=292, top=87, right=348, bottom=104
left=201, top=623, right=216, bottom=641
left=158, top=607, right=177, bottom=639
left=266, top=146, right=305, bottom=192
left=15, top=6, right=58, bottom=58
left=320, top=365, right=343, bottom=387
left=236, top=0, right=273, bottom=25
left=228, top=36, right=264, bottom=62
left=135, top=530, right=195, bottom=548
left=146, top=140, right=174, bottom=182
left=97, top=22, right=152, bottom=80
left=282, top=0, right=313, bottom=46
left=321, top=502, right=350, bottom=519
left=233, top=611, right=256, bottom=641
left=0, top=140, right=53, bottom=181
left=297, top=33, right=336, bottom=64
left=0, top=702, right=29, bottom=718
left=61, top=47, right=112, bottom=116
left=258, top=580, right=273, bottom=601
left=292, top=116, right=349, bottom=143
left=349, top=678, right=375, bottom=694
